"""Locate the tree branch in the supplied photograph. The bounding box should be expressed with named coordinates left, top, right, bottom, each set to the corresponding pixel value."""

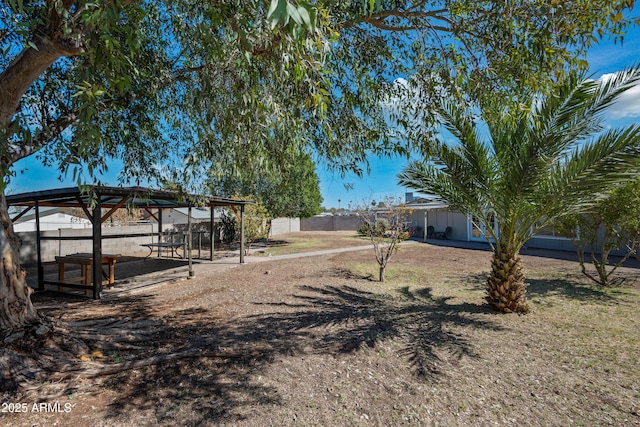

left=364, top=19, right=450, bottom=32
left=0, top=38, right=74, bottom=131
left=7, top=112, right=77, bottom=164
left=365, top=8, right=450, bottom=23
left=340, top=7, right=453, bottom=31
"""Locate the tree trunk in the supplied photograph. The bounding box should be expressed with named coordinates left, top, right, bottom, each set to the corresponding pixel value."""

left=0, top=35, right=67, bottom=340
left=0, top=194, right=38, bottom=337
left=0, top=38, right=70, bottom=131
left=486, top=249, right=529, bottom=314
left=379, top=266, right=385, bottom=282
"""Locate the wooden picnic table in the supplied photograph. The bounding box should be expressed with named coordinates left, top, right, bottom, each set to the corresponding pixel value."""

left=55, top=253, right=121, bottom=293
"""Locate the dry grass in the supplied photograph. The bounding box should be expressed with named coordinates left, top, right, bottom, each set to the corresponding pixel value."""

left=253, top=231, right=369, bottom=256
left=2, top=234, right=639, bottom=426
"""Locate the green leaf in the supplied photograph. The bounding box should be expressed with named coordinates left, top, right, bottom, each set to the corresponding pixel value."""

left=268, top=0, right=289, bottom=29
left=287, top=3, right=303, bottom=26
left=298, top=5, right=312, bottom=28
left=267, top=0, right=279, bottom=20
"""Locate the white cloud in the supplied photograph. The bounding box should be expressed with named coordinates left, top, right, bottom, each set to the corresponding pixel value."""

left=598, top=72, right=640, bottom=119
left=607, top=84, right=640, bottom=119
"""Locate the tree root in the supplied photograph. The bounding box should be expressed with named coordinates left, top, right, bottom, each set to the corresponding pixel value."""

left=1, top=307, right=272, bottom=398
left=20, top=381, right=94, bottom=402
left=2, top=317, right=268, bottom=397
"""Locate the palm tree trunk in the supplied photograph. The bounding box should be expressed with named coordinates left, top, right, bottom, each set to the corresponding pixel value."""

left=486, top=249, right=529, bottom=314
left=0, top=194, right=39, bottom=336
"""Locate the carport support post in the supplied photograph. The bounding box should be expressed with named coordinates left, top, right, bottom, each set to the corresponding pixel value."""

left=35, top=201, right=44, bottom=291
left=240, top=204, right=245, bottom=264
left=92, top=200, right=102, bottom=300
left=209, top=206, right=214, bottom=261
left=157, top=208, right=163, bottom=257
left=188, top=206, right=194, bottom=278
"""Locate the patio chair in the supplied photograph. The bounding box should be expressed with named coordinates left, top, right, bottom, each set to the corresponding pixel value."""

left=427, top=225, right=435, bottom=238
left=434, top=226, right=452, bottom=240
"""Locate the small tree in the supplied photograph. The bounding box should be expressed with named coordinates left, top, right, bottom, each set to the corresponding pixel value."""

left=357, top=196, right=412, bottom=282
left=220, top=211, right=238, bottom=245
left=243, top=202, right=272, bottom=255
left=220, top=202, right=271, bottom=255
left=557, top=181, right=640, bottom=287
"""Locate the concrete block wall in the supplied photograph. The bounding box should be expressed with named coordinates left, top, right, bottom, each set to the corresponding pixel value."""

left=18, top=224, right=158, bottom=264
left=301, top=215, right=361, bottom=231
left=270, top=218, right=301, bottom=236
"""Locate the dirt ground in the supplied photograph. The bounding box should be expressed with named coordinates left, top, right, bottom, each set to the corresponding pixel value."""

left=2, top=232, right=639, bottom=426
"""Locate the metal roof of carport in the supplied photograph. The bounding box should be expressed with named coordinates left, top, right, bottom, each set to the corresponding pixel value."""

left=5, top=185, right=254, bottom=209
left=6, top=186, right=252, bottom=300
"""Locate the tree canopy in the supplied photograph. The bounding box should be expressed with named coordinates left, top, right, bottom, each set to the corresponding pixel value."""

left=2, top=0, right=636, bottom=192
left=207, top=149, right=323, bottom=219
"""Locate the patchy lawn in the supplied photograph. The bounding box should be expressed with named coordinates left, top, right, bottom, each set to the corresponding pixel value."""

left=252, top=230, right=370, bottom=256
left=2, top=233, right=639, bottom=426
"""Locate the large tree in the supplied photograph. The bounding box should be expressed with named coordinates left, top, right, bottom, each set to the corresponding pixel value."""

left=0, top=0, right=636, bottom=334
left=399, top=67, right=640, bottom=313
left=207, top=149, right=323, bottom=219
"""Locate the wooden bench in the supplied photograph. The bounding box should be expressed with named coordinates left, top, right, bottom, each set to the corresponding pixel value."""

left=140, top=242, right=184, bottom=260
left=55, top=253, right=120, bottom=293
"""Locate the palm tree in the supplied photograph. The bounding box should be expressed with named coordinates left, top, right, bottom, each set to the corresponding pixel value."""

left=398, top=68, right=640, bottom=314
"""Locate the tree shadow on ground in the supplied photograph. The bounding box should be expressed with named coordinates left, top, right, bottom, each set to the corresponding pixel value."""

left=526, top=278, right=620, bottom=303
left=462, top=271, right=618, bottom=304
left=251, top=284, right=497, bottom=362
left=260, top=238, right=290, bottom=247
left=325, top=266, right=374, bottom=281
left=28, top=282, right=503, bottom=424
left=114, top=257, right=191, bottom=280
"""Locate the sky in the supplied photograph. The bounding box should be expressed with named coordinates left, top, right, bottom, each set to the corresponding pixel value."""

left=316, top=28, right=640, bottom=209
left=8, top=24, right=640, bottom=209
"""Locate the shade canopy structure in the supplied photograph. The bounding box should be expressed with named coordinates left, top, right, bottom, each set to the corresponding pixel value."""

left=6, top=186, right=253, bottom=299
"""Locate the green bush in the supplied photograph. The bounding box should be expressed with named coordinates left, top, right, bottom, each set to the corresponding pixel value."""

left=220, top=211, right=238, bottom=244
left=357, top=223, right=370, bottom=236
left=358, top=218, right=388, bottom=237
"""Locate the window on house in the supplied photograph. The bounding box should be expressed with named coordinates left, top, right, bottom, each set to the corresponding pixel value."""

left=471, top=216, right=483, bottom=238
left=534, top=219, right=565, bottom=238
left=471, top=214, right=496, bottom=238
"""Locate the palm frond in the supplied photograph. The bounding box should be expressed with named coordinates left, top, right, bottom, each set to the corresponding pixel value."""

left=397, top=159, right=487, bottom=220
left=435, top=101, right=497, bottom=197
left=544, top=125, right=640, bottom=213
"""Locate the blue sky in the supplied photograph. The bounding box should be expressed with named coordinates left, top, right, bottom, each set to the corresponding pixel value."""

left=8, top=26, right=640, bottom=209
left=316, top=29, right=640, bottom=209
